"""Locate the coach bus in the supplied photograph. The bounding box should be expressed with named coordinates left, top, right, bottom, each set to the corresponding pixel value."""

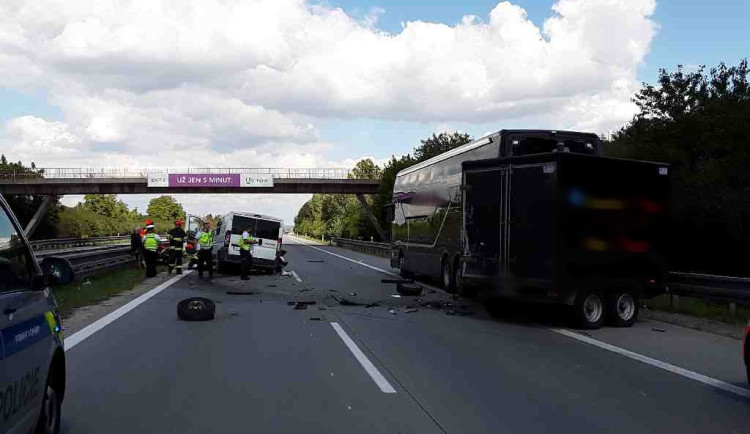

left=389, top=129, right=601, bottom=292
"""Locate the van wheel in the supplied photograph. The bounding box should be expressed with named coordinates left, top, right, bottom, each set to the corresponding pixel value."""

left=573, top=291, right=605, bottom=329
left=442, top=258, right=456, bottom=293
left=607, top=292, right=639, bottom=327
left=35, top=373, right=61, bottom=434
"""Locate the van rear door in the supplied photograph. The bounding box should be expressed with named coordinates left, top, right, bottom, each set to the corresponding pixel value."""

left=253, top=218, right=281, bottom=262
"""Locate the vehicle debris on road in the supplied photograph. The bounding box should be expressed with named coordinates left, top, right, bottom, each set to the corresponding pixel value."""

left=396, top=283, right=423, bottom=296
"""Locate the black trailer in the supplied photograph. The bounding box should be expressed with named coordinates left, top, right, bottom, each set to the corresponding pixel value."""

left=460, top=152, right=669, bottom=328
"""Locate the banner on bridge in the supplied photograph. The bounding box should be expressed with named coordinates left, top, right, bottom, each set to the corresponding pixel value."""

left=147, top=173, right=274, bottom=188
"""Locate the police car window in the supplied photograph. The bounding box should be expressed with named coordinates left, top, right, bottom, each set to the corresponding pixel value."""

left=0, top=206, right=35, bottom=293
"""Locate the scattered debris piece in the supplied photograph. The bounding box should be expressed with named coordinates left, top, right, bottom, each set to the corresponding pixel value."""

left=388, top=309, right=397, bottom=315
left=652, top=328, right=667, bottom=333
left=329, top=289, right=339, bottom=292
left=334, top=296, right=364, bottom=306
left=405, top=308, right=419, bottom=313
left=281, top=271, right=291, bottom=276
left=308, top=317, right=322, bottom=321
left=82, top=279, right=92, bottom=286
left=396, top=283, right=423, bottom=296
left=294, top=302, right=308, bottom=310
left=299, top=288, right=312, bottom=292
left=226, top=291, right=255, bottom=295
left=349, top=292, right=357, bottom=296
left=266, top=284, right=277, bottom=288
left=307, top=260, right=325, bottom=263
left=390, top=294, right=402, bottom=298
left=364, top=303, right=380, bottom=308
left=421, top=301, right=446, bottom=309
left=381, top=278, right=414, bottom=284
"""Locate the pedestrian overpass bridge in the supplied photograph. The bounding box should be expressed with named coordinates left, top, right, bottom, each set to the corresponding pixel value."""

left=0, top=168, right=379, bottom=195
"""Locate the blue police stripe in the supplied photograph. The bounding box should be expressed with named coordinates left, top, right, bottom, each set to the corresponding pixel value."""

left=0, top=315, right=50, bottom=360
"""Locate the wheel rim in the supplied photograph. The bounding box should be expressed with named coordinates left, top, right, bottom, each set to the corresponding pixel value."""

left=443, top=263, right=451, bottom=288
left=43, top=386, right=58, bottom=434
left=616, top=293, right=636, bottom=321
left=583, top=294, right=603, bottom=323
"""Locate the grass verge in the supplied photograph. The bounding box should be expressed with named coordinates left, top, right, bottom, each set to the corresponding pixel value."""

left=644, top=294, right=750, bottom=325
left=52, top=266, right=146, bottom=319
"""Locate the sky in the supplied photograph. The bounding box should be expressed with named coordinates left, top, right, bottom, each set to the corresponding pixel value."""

left=1, top=0, right=748, bottom=224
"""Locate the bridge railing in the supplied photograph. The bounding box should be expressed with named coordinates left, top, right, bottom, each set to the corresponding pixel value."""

left=0, top=167, right=355, bottom=180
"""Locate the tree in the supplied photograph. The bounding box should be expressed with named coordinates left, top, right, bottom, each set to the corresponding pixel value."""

left=349, top=158, right=381, bottom=180
left=81, top=194, right=130, bottom=219
left=607, top=59, right=750, bottom=274
left=147, top=196, right=185, bottom=222
left=0, top=155, right=59, bottom=239
left=413, top=132, right=472, bottom=161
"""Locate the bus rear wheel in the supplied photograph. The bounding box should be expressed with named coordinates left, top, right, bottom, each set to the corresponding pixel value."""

left=442, top=258, right=456, bottom=293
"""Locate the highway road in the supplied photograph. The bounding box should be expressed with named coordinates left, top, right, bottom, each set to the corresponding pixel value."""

left=60, top=236, right=750, bottom=433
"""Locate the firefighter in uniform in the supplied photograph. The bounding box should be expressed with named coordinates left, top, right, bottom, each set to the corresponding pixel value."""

left=233, top=229, right=257, bottom=281
left=167, top=219, right=186, bottom=275
left=142, top=222, right=161, bottom=277
left=196, top=222, right=214, bottom=278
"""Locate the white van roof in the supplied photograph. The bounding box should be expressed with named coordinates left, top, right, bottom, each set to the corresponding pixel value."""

left=225, top=211, right=283, bottom=223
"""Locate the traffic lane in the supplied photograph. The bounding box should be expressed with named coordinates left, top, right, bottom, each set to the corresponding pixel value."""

left=572, top=316, right=747, bottom=388
left=62, top=273, right=441, bottom=433
left=338, top=306, right=750, bottom=434
left=289, top=237, right=749, bottom=391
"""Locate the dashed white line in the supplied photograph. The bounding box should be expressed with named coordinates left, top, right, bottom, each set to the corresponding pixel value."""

left=290, top=270, right=302, bottom=282
left=65, top=271, right=192, bottom=351
left=331, top=322, right=397, bottom=394
left=552, top=328, right=750, bottom=399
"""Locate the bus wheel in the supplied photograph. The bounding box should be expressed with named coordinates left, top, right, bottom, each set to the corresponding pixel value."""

left=607, top=292, right=639, bottom=327
left=573, top=290, right=605, bottom=329
left=398, top=253, right=413, bottom=278
left=442, top=258, right=456, bottom=293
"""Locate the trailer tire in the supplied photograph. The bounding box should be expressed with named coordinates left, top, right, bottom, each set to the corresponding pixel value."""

left=441, top=257, right=456, bottom=294
left=607, top=292, right=639, bottom=327
left=573, top=291, right=605, bottom=329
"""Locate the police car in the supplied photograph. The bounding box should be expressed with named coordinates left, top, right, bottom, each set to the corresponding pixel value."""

left=0, top=195, right=74, bottom=434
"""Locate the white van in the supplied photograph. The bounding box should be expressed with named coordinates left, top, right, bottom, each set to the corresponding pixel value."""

left=214, top=212, right=284, bottom=273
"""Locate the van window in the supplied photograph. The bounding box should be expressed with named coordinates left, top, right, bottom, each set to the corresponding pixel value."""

left=255, top=219, right=280, bottom=240
left=231, top=216, right=256, bottom=235
left=0, top=206, right=35, bottom=293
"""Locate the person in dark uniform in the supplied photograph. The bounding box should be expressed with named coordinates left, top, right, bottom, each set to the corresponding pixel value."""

left=167, top=220, right=186, bottom=275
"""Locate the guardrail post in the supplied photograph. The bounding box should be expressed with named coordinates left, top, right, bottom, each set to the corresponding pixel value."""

left=729, top=302, right=737, bottom=316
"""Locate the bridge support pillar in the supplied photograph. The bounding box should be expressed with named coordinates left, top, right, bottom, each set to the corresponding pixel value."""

left=356, top=194, right=387, bottom=242
left=24, top=194, right=57, bottom=239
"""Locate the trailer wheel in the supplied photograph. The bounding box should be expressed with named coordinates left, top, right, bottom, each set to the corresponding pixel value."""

left=573, top=291, right=605, bottom=329
left=607, top=292, right=639, bottom=327
left=442, top=257, right=456, bottom=293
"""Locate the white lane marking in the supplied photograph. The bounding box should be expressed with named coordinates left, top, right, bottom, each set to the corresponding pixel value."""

left=291, top=270, right=302, bottom=282
left=331, top=322, right=397, bottom=394
left=552, top=328, right=750, bottom=399
left=64, top=271, right=192, bottom=351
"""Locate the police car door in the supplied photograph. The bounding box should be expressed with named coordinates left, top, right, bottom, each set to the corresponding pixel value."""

left=0, top=200, right=51, bottom=432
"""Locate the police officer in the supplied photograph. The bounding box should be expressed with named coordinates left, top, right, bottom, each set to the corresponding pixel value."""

left=142, top=222, right=161, bottom=277
left=196, top=222, right=214, bottom=278
left=233, top=228, right=257, bottom=281
left=167, top=219, right=186, bottom=275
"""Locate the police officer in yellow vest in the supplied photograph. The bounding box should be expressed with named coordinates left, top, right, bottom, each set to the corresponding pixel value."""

left=195, top=222, right=214, bottom=278
left=142, top=222, right=161, bottom=277
left=232, top=229, right=258, bottom=280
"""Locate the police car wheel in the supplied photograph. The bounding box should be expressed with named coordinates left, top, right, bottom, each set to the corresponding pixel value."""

left=177, top=297, right=216, bottom=321
left=35, top=382, right=61, bottom=434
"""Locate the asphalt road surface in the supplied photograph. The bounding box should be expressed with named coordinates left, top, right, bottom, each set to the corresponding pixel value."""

left=61, top=236, right=750, bottom=433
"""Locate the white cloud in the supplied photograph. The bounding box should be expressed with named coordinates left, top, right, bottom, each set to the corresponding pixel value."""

left=0, top=0, right=657, bottom=221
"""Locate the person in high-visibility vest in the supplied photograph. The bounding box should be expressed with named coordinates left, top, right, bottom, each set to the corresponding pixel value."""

left=167, top=219, right=186, bottom=275
left=195, top=222, right=214, bottom=278
left=141, top=222, right=161, bottom=277
left=232, top=228, right=258, bottom=281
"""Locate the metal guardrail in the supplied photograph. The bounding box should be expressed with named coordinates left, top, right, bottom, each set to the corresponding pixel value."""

left=31, top=235, right=129, bottom=251
left=1, top=167, right=354, bottom=180
left=329, top=238, right=750, bottom=305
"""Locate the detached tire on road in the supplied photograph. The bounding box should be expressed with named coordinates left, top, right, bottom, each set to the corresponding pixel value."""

left=177, top=297, right=216, bottom=321
left=573, top=290, right=605, bottom=329
left=607, top=291, right=639, bottom=327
